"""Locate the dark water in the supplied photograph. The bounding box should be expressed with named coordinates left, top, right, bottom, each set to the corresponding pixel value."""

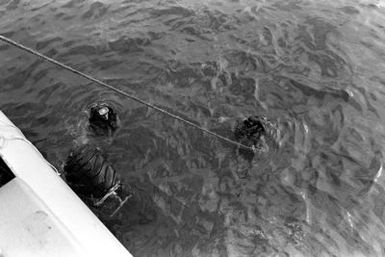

left=1, top=0, right=385, bottom=256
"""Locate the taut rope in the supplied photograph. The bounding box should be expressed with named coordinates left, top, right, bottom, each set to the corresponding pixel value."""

left=0, top=35, right=254, bottom=152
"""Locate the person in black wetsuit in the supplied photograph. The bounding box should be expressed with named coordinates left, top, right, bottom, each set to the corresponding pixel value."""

left=63, top=103, right=127, bottom=214
left=64, top=103, right=157, bottom=223
left=88, top=103, right=119, bottom=137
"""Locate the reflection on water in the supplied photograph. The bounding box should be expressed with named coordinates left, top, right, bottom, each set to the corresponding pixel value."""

left=1, top=0, right=385, bottom=256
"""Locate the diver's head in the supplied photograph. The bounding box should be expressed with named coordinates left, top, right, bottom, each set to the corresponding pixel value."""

left=89, top=103, right=119, bottom=136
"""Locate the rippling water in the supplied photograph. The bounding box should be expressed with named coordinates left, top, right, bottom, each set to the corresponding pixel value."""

left=1, top=0, right=385, bottom=256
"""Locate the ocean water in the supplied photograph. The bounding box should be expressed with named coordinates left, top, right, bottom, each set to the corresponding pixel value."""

left=1, top=0, right=385, bottom=256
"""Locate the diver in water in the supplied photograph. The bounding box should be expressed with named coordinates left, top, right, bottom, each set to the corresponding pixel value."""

left=233, top=115, right=274, bottom=159
left=64, top=144, right=127, bottom=206
left=234, top=115, right=268, bottom=150
left=64, top=142, right=156, bottom=223
left=64, top=103, right=157, bottom=221
left=64, top=103, right=128, bottom=215
left=88, top=103, right=119, bottom=137
left=232, top=115, right=279, bottom=170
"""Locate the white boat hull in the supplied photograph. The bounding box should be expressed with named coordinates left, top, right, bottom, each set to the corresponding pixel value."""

left=0, top=111, right=132, bottom=257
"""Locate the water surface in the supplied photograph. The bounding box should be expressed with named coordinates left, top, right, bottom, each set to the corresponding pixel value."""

left=1, top=0, right=385, bottom=256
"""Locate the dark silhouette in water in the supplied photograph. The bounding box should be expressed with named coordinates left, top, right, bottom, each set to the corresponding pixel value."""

left=89, top=103, right=119, bottom=136
left=65, top=103, right=158, bottom=222
left=233, top=115, right=275, bottom=162
left=66, top=102, right=126, bottom=212
left=63, top=144, right=131, bottom=215
left=63, top=144, right=157, bottom=223
left=234, top=116, right=267, bottom=149
left=64, top=144, right=120, bottom=200
left=65, top=104, right=124, bottom=210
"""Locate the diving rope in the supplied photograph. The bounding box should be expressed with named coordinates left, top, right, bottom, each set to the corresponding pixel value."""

left=0, top=35, right=254, bottom=152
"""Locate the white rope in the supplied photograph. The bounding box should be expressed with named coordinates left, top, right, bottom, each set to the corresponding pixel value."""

left=0, top=35, right=255, bottom=152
